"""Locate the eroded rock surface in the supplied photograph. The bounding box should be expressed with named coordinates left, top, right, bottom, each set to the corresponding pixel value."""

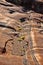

left=0, top=0, right=43, bottom=65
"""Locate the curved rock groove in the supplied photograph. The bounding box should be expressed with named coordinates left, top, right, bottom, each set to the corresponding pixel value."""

left=0, top=24, right=16, bottom=31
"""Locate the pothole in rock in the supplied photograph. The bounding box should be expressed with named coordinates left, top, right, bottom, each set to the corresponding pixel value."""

left=19, top=17, right=29, bottom=23
left=20, top=17, right=26, bottom=23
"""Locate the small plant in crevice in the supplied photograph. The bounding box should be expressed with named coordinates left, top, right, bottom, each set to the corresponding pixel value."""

left=18, top=35, right=25, bottom=41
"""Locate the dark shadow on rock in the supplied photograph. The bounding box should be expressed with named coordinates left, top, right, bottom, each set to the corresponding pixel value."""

left=32, top=1, right=43, bottom=14
left=0, top=24, right=16, bottom=31
left=6, top=0, right=22, bottom=5
left=9, top=10, right=15, bottom=14
left=22, top=1, right=43, bottom=14
left=2, top=47, right=6, bottom=54
left=20, top=17, right=26, bottom=22
left=0, top=47, right=6, bottom=54
left=6, top=0, right=43, bottom=14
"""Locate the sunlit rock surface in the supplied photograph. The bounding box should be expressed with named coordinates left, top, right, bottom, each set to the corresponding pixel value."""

left=0, top=0, right=43, bottom=65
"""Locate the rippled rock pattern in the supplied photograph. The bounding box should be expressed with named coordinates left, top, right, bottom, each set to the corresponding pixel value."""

left=0, top=0, right=43, bottom=65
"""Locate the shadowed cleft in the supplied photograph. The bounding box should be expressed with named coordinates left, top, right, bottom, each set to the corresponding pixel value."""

left=9, top=10, right=15, bottom=14
left=2, top=47, right=6, bottom=54
left=0, top=24, right=16, bottom=31
left=20, top=17, right=26, bottom=22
